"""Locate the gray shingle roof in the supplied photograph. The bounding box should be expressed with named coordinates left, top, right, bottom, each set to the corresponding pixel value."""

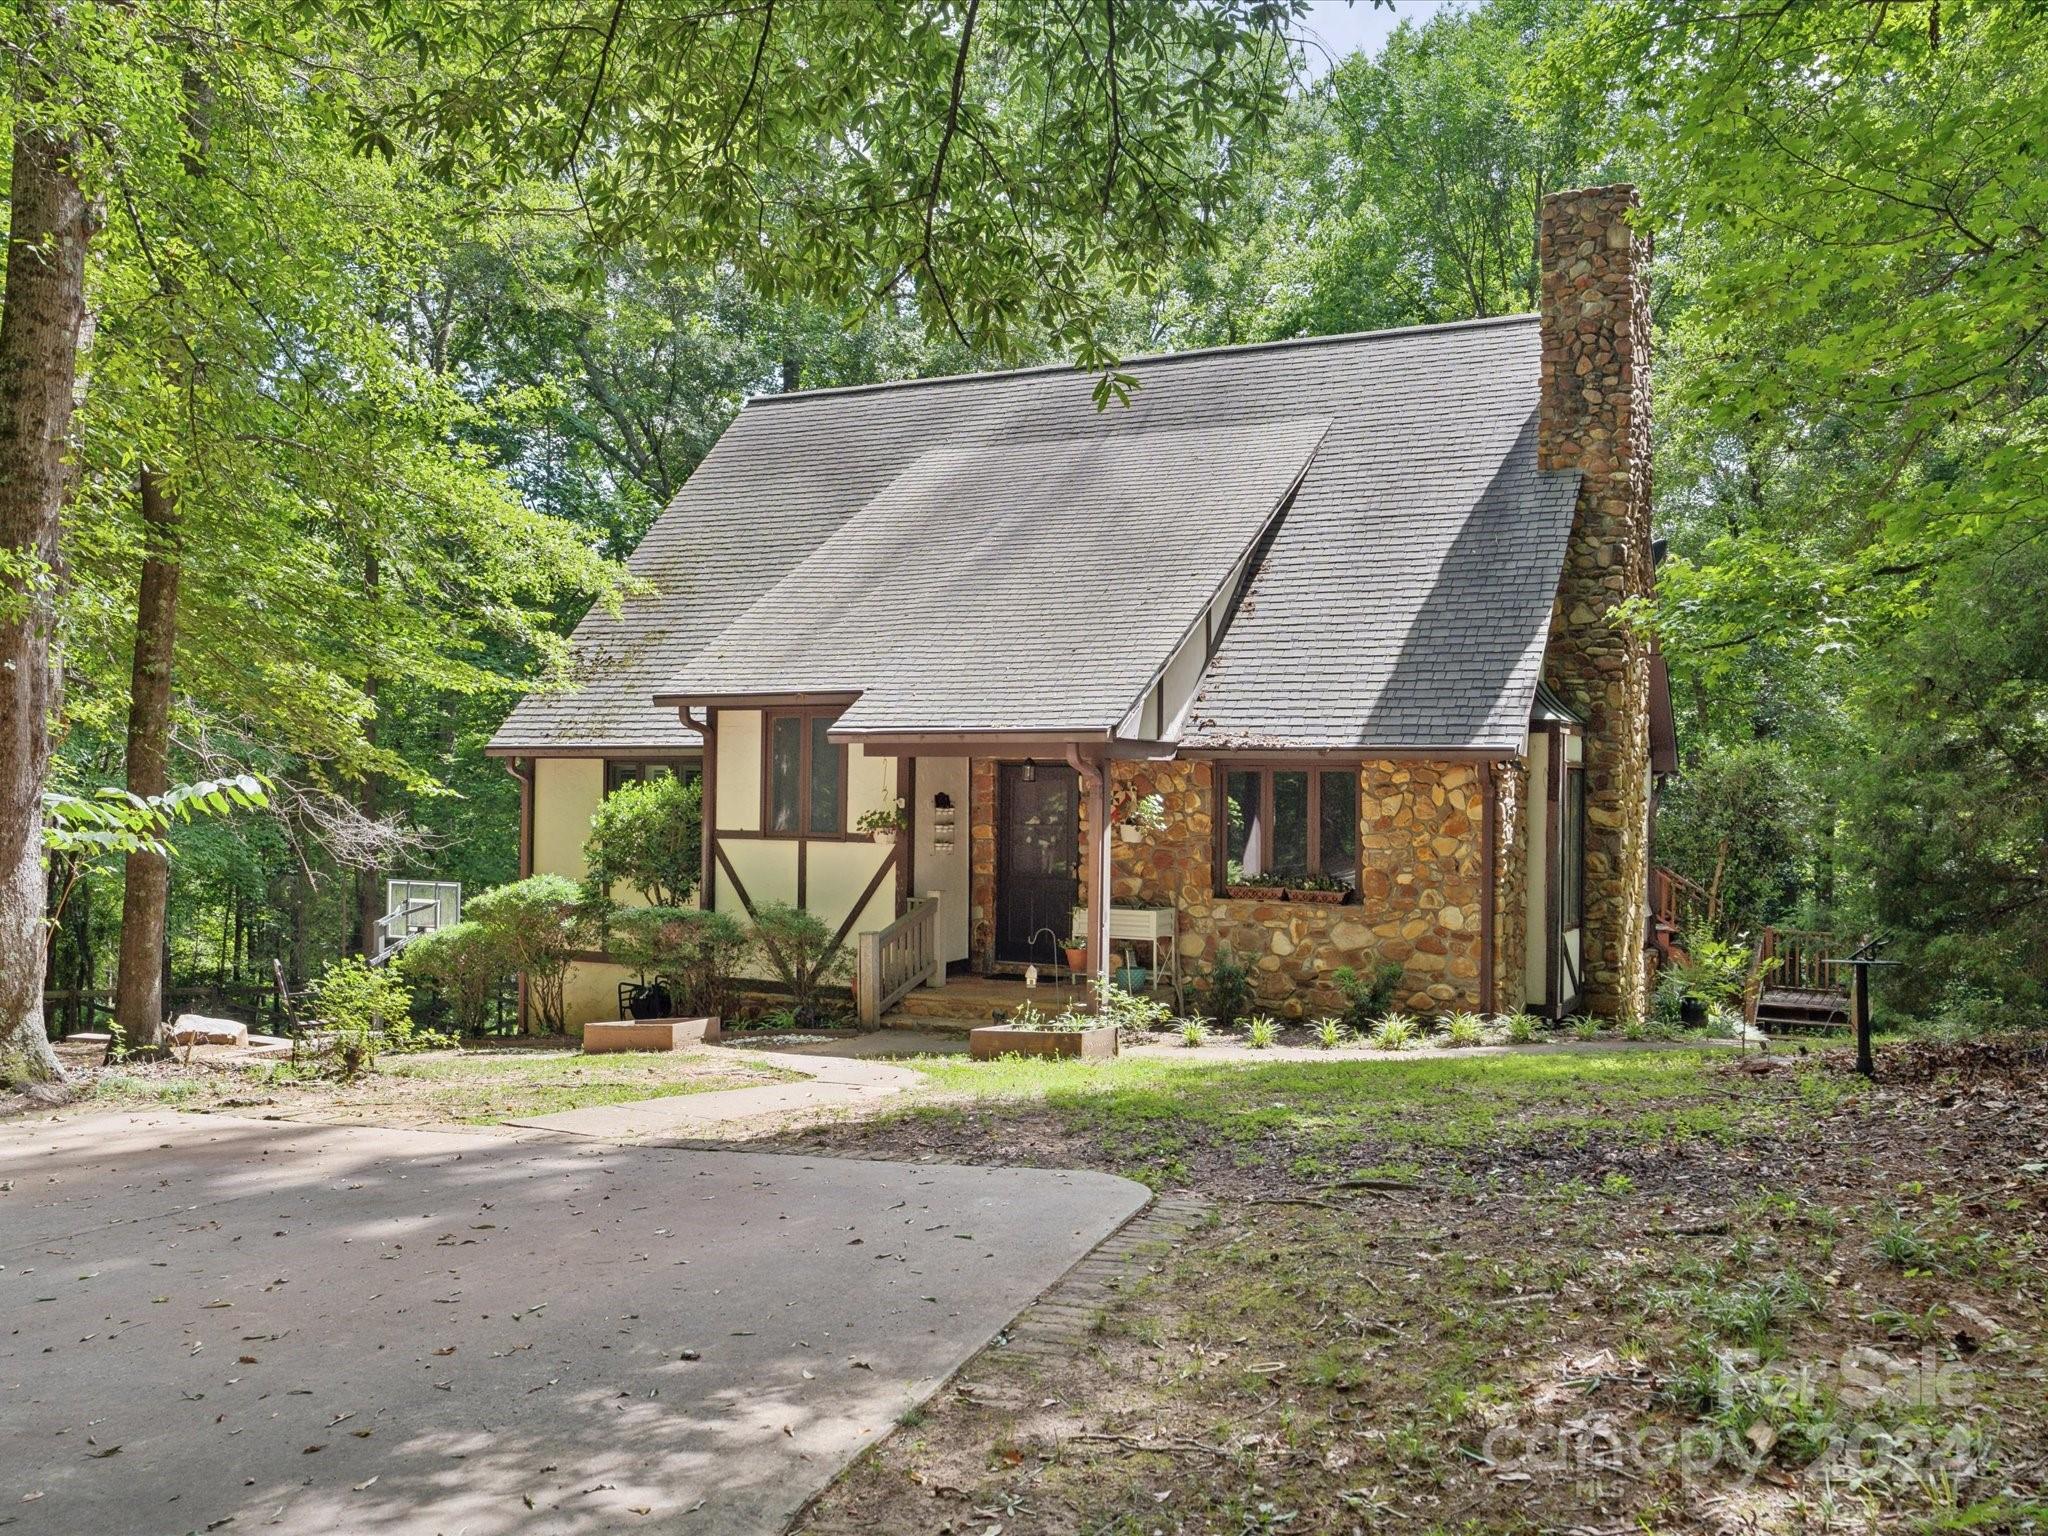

left=657, top=420, right=1329, bottom=736
left=489, top=313, right=1578, bottom=756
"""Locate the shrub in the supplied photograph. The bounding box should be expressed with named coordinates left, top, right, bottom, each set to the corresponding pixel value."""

left=1444, top=1011, right=1485, bottom=1047
left=1092, top=978, right=1173, bottom=1040
left=580, top=774, right=702, bottom=910
left=1247, top=1015, right=1279, bottom=1049
left=1333, top=960, right=1405, bottom=1033
left=304, top=957, right=433, bottom=1070
left=1370, top=1012, right=1418, bottom=1050
left=399, top=921, right=509, bottom=1036
left=467, top=874, right=588, bottom=1034
left=605, top=905, right=753, bottom=1021
left=1203, top=948, right=1252, bottom=1029
left=1669, top=923, right=1753, bottom=1008
left=751, top=902, right=851, bottom=1027
left=1313, top=1017, right=1347, bottom=1050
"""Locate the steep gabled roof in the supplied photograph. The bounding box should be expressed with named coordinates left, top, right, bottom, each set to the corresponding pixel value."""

left=656, top=419, right=1329, bottom=737
left=489, top=314, right=1579, bottom=756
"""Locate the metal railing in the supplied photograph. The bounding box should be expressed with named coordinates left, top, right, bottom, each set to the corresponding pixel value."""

left=856, top=897, right=941, bottom=1026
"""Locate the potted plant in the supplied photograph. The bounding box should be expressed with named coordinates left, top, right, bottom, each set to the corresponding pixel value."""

left=1062, top=933, right=1090, bottom=971
left=1114, top=790, right=1168, bottom=844
left=856, top=799, right=910, bottom=846
left=1288, top=874, right=1351, bottom=905
left=1115, top=947, right=1150, bottom=992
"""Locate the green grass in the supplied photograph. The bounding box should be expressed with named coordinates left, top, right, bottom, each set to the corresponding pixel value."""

left=897, top=1047, right=1765, bottom=1185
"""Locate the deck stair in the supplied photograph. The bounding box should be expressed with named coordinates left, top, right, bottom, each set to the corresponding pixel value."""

left=1650, top=865, right=1709, bottom=969
left=883, top=975, right=1087, bottom=1032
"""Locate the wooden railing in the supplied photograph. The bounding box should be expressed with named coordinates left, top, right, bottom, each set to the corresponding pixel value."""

left=1652, top=866, right=1710, bottom=938
left=856, top=896, right=941, bottom=1026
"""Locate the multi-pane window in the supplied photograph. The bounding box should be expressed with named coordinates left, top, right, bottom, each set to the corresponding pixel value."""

left=604, top=759, right=700, bottom=798
left=765, top=712, right=846, bottom=836
left=1220, top=768, right=1359, bottom=888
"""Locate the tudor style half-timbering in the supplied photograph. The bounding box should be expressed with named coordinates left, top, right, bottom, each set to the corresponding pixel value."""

left=488, top=185, right=1671, bottom=1030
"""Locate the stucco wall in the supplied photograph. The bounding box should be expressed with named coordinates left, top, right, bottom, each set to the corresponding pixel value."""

left=532, top=758, right=602, bottom=885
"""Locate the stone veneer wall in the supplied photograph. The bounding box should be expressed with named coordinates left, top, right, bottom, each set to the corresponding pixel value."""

left=966, top=755, right=1504, bottom=1018
left=1490, top=756, right=1530, bottom=1012
left=1537, top=184, right=1654, bottom=1020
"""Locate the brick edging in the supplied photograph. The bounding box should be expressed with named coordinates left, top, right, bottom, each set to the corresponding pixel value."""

left=995, top=1193, right=1212, bottom=1359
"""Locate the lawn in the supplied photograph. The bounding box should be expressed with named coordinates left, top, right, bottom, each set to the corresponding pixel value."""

left=80, top=1042, right=803, bottom=1127
left=783, top=1041, right=2048, bottom=1535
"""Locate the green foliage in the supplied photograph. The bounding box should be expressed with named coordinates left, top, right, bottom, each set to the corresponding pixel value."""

left=1179, top=1017, right=1211, bottom=1048
left=360, top=0, right=1304, bottom=380
left=1370, top=1012, right=1419, bottom=1050
left=581, top=775, right=702, bottom=910
left=304, top=957, right=442, bottom=1067
left=608, top=905, right=753, bottom=1022
left=1202, top=948, right=1253, bottom=1030
left=749, top=902, right=851, bottom=1028
left=1651, top=745, right=1816, bottom=934
left=1247, top=1016, right=1280, bottom=1049
left=42, top=775, right=268, bottom=860
left=1333, top=961, right=1406, bottom=1034
left=1091, top=978, right=1175, bottom=1042
left=467, top=875, right=587, bottom=1033
left=398, top=921, right=509, bottom=1035
left=1505, top=1013, right=1537, bottom=1045
left=1444, top=1011, right=1486, bottom=1048
left=1668, top=924, right=1751, bottom=1008
left=1313, top=1017, right=1347, bottom=1050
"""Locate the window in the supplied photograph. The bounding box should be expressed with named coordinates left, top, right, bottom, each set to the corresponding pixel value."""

left=764, top=711, right=845, bottom=836
left=604, top=759, right=700, bottom=797
left=1219, top=767, right=1359, bottom=888
left=1559, top=763, right=1585, bottom=930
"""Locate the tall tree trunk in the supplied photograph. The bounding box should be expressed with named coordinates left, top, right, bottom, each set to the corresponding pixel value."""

left=0, top=117, right=94, bottom=1088
left=354, top=553, right=381, bottom=957
left=114, top=471, right=181, bottom=1045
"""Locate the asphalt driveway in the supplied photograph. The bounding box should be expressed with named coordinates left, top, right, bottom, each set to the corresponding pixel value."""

left=1, top=1111, right=1147, bottom=1534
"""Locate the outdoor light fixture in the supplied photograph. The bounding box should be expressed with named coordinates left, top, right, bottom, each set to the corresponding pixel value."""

left=1022, top=758, right=1036, bottom=782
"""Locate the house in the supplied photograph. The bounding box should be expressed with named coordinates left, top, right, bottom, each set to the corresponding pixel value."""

left=488, top=185, right=1673, bottom=1029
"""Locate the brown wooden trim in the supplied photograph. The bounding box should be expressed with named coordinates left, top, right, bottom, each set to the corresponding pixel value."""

left=894, top=756, right=915, bottom=915
left=762, top=706, right=851, bottom=840
left=796, top=838, right=808, bottom=911
left=713, top=840, right=758, bottom=918
left=826, top=845, right=901, bottom=956
left=653, top=689, right=860, bottom=709
left=1479, top=758, right=1497, bottom=1017
left=713, top=828, right=873, bottom=844
left=484, top=743, right=700, bottom=759
left=1210, top=762, right=1359, bottom=891
left=1184, top=746, right=1516, bottom=764
left=698, top=710, right=718, bottom=910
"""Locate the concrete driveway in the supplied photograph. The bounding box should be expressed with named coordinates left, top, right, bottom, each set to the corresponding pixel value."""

left=0, top=1111, right=1147, bottom=1535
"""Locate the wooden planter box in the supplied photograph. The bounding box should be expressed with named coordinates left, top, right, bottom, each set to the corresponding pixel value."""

left=969, top=1023, right=1118, bottom=1061
left=582, top=1016, right=721, bottom=1053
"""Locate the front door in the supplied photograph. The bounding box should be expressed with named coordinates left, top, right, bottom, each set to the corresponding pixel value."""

left=996, top=762, right=1079, bottom=965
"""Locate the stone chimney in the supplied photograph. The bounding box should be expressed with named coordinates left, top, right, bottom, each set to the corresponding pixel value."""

left=1538, top=184, right=1653, bottom=1021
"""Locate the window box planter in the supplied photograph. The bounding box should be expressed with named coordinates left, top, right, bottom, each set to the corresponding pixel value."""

left=1222, top=882, right=1269, bottom=901
left=1287, top=887, right=1350, bottom=906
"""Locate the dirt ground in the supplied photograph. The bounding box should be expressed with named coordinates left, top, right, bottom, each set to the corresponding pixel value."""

left=785, top=1042, right=2048, bottom=1535
left=21, top=1034, right=799, bottom=1129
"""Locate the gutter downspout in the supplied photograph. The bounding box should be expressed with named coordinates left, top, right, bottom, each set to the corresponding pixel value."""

left=1066, top=744, right=1111, bottom=990
left=502, top=756, right=533, bottom=1032
left=686, top=709, right=716, bottom=911
left=1479, top=758, right=1496, bottom=1018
